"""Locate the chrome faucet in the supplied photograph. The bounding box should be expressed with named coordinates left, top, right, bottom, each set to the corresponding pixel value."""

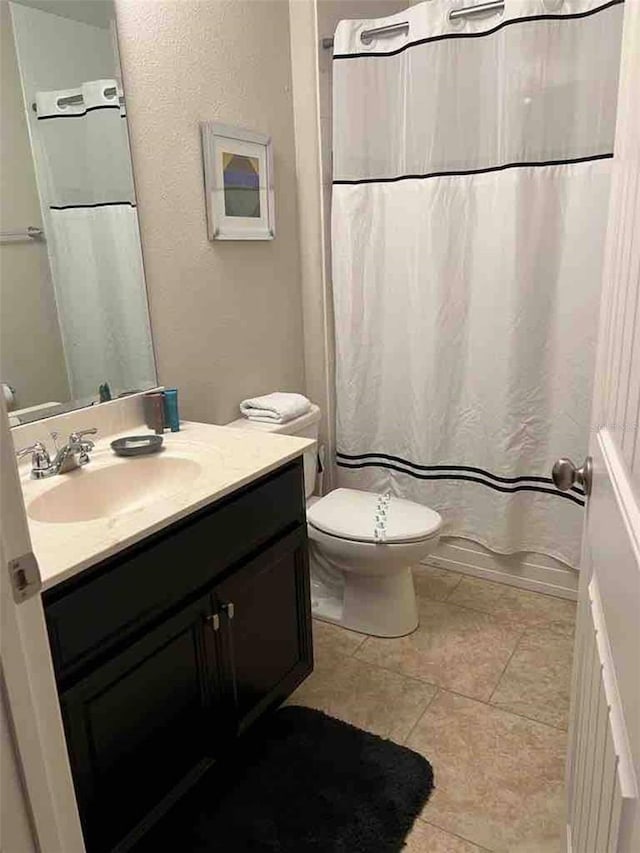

left=16, top=428, right=97, bottom=479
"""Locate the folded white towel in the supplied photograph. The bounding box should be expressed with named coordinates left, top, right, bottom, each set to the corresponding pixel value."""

left=239, top=392, right=312, bottom=424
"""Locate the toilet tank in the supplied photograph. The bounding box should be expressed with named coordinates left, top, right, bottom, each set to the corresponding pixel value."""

left=226, top=403, right=321, bottom=499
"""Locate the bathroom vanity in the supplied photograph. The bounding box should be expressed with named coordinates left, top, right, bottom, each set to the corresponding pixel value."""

left=20, top=423, right=314, bottom=853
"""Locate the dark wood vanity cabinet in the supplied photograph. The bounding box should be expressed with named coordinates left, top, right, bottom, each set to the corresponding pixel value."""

left=60, top=593, right=224, bottom=853
left=42, top=460, right=313, bottom=853
left=215, top=527, right=311, bottom=734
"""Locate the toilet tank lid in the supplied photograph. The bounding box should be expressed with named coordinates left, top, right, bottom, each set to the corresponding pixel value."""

left=307, top=488, right=442, bottom=544
left=226, top=403, right=321, bottom=435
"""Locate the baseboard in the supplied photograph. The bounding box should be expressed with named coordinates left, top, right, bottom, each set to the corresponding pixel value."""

left=423, top=536, right=578, bottom=601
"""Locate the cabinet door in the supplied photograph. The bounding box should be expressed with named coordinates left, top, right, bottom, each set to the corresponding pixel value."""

left=216, top=526, right=313, bottom=733
left=60, top=594, right=224, bottom=853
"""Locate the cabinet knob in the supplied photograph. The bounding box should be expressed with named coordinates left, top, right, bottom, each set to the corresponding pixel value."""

left=222, top=602, right=235, bottom=621
left=206, top=613, right=220, bottom=632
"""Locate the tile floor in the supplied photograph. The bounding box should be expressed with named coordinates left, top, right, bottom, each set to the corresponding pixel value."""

left=288, top=565, right=577, bottom=853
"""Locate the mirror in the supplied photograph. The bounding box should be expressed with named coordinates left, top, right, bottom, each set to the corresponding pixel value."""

left=0, top=0, right=157, bottom=425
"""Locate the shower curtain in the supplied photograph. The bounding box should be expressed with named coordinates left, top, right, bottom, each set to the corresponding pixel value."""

left=331, top=0, right=624, bottom=567
left=35, top=80, right=156, bottom=400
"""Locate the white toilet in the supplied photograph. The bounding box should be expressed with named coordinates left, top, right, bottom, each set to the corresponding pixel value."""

left=228, top=404, right=442, bottom=638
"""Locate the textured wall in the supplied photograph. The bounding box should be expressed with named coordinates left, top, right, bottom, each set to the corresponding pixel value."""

left=0, top=1, right=70, bottom=410
left=114, top=0, right=306, bottom=425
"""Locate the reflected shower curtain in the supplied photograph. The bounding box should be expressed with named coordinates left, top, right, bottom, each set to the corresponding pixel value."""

left=35, top=79, right=155, bottom=400
left=331, top=0, right=623, bottom=566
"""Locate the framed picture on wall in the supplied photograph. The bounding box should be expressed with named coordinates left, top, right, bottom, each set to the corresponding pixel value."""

left=200, top=122, right=275, bottom=241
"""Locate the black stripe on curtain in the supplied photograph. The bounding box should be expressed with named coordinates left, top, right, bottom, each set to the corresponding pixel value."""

left=337, top=451, right=584, bottom=490
left=37, top=104, right=122, bottom=120
left=333, top=0, right=624, bottom=60
left=49, top=201, right=137, bottom=210
left=336, top=453, right=586, bottom=506
left=333, top=152, right=613, bottom=186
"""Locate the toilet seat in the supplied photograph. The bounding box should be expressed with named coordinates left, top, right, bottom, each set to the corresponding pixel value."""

left=307, top=488, right=442, bottom=545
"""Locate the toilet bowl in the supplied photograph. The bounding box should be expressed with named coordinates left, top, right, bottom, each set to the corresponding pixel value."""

left=307, top=488, right=441, bottom=637
left=227, top=403, right=442, bottom=638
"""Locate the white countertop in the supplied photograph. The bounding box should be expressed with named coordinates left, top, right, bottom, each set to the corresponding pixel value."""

left=21, top=421, right=313, bottom=591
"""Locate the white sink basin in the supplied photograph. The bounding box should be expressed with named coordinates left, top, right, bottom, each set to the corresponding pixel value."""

left=27, top=456, right=203, bottom=524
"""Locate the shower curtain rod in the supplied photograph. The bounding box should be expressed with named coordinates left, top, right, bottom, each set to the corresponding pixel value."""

left=321, top=0, right=506, bottom=48
left=322, top=20, right=409, bottom=49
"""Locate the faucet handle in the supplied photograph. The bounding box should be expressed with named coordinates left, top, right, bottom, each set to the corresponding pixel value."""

left=16, top=441, right=51, bottom=473
left=67, top=429, right=97, bottom=467
left=70, top=427, right=97, bottom=439
left=69, top=427, right=97, bottom=448
left=16, top=441, right=47, bottom=460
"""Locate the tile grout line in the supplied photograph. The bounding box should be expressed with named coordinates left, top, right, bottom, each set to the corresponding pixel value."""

left=300, top=641, right=442, bottom=745
left=310, top=632, right=441, bottom=694
left=486, top=627, right=528, bottom=705
left=350, top=644, right=519, bottom=708
left=416, top=584, right=564, bottom=632
left=416, top=815, right=495, bottom=852
left=314, top=610, right=573, bottom=731
left=345, top=650, right=441, bottom=693
left=436, top=587, right=577, bottom=637
left=312, top=581, right=571, bottom=852
left=311, top=621, right=368, bottom=658
left=441, top=569, right=464, bottom=601
left=437, top=571, right=577, bottom=626
left=320, top=634, right=571, bottom=732
left=421, top=595, right=530, bottom=630
left=309, top=639, right=444, bottom=743
left=311, top=607, right=570, bottom=844
left=349, top=650, right=441, bottom=690
left=484, top=621, right=574, bottom=731
left=401, top=687, right=441, bottom=746
left=483, top=703, right=569, bottom=733
left=439, top=568, right=578, bottom=605
left=345, top=651, right=567, bottom=732
left=408, top=679, right=570, bottom=736
left=440, top=569, right=464, bottom=599
left=349, top=634, right=368, bottom=657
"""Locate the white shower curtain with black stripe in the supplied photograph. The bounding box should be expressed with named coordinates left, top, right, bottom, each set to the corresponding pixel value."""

left=331, top=0, right=624, bottom=567
left=35, top=80, right=155, bottom=400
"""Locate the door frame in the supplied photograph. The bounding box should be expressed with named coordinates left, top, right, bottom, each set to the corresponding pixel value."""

left=565, top=0, right=640, bottom=848
left=0, top=397, right=85, bottom=852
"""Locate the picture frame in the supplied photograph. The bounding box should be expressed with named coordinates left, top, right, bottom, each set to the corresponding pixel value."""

left=200, top=122, right=275, bottom=241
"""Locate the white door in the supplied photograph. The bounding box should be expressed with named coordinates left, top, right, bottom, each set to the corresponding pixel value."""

left=562, top=2, right=640, bottom=850
left=0, top=396, right=85, bottom=852
left=1, top=675, right=37, bottom=853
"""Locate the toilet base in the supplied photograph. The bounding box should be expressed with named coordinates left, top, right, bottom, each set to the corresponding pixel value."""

left=311, top=566, right=419, bottom=638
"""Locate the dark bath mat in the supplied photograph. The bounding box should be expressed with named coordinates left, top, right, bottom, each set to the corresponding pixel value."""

left=133, top=706, right=434, bottom=853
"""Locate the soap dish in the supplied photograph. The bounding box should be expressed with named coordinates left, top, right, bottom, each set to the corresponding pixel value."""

left=111, top=435, right=164, bottom=457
